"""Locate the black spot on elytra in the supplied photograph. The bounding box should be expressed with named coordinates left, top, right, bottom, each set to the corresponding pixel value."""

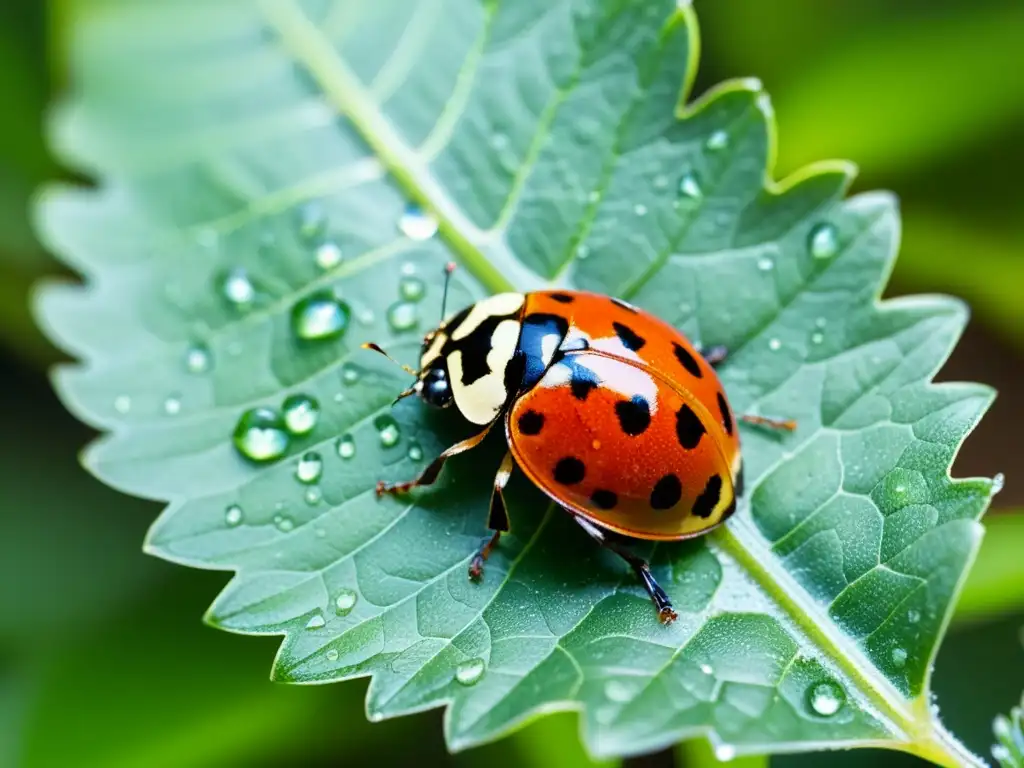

left=549, top=292, right=575, bottom=303
left=717, top=391, right=733, bottom=435
left=554, top=457, right=585, bottom=485
left=614, top=395, right=651, bottom=436
left=650, top=474, right=683, bottom=510
left=610, top=297, right=639, bottom=313
left=692, top=474, right=723, bottom=518
left=590, top=489, right=618, bottom=510
left=517, top=409, right=544, bottom=436
left=675, top=404, right=706, bottom=450
left=613, top=322, right=646, bottom=351
left=673, top=342, right=703, bottom=378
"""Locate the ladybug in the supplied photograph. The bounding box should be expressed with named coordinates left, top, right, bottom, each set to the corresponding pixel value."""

left=364, top=264, right=794, bottom=624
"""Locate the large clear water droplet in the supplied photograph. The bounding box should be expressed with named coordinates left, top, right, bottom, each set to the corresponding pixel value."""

left=224, top=504, right=243, bottom=527
left=454, top=657, right=485, bottom=686
left=399, top=276, right=426, bottom=302
left=706, top=130, right=729, bottom=151
left=678, top=172, right=702, bottom=200
left=386, top=301, right=419, bottom=332
left=305, top=612, right=326, bottom=630
left=336, top=434, right=356, bottom=460
left=891, top=647, right=908, bottom=668
left=218, top=267, right=256, bottom=308
left=334, top=589, right=358, bottom=616
left=806, top=680, right=846, bottom=717
left=315, top=241, right=343, bottom=270
left=282, top=394, right=320, bottom=436
left=295, top=451, right=323, bottom=484
left=233, top=407, right=290, bottom=463
left=808, top=223, right=839, bottom=260
left=297, top=201, right=326, bottom=242
left=291, top=292, right=351, bottom=342
left=375, top=414, right=401, bottom=448
left=184, top=343, right=212, bottom=374
left=398, top=205, right=438, bottom=240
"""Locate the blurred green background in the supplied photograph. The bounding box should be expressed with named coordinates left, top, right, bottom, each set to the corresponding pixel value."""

left=1, top=1, right=1021, bottom=766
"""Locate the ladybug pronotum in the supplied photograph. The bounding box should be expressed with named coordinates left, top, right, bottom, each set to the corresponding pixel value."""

left=364, top=266, right=794, bottom=624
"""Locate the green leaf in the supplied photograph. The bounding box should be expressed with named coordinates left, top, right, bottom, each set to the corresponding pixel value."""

left=993, top=693, right=1024, bottom=768
left=35, top=0, right=998, bottom=764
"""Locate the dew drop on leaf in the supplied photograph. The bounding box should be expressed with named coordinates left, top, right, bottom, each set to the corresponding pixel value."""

left=336, top=434, right=356, bottom=460
left=113, top=394, right=131, bottom=414
left=700, top=663, right=714, bottom=675
left=375, top=415, right=401, bottom=448
left=305, top=612, right=326, bottom=630
left=184, top=343, right=212, bottom=374
left=604, top=680, right=632, bottom=702
left=291, top=291, right=351, bottom=342
left=341, top=363, right=361, bottom=385
left=314, top=241, right=343, bottom=270
left=357, top=306, right=375, bottom=325
left=908, top=609, right=921, bottom=624
left=634, top=203, right=648, bottom=216
left=677, top=172, right=703, bottom=200
left=400, top=261, right=416, bottom=276
left=399, top=276, right=426, bottom=302
left=274, top=514, right=295, bottom=532
left=407, top=442, right=423, bottom=462
left=454, top=658, right=485, bottom=686
left=808, top=223, right=839, bottom=260
left=769, top=338, right=782, bottom=351
left=334, top=589, right=358, bottom=616
left=806, top=680, right=846, bottom=717
left=891, top=647, right=908, bottom=668
left=706, top=129, right=729, bottom=150
left=715, top=744, right=736, bottom=762
left=224, top=504, right=243, bottom=527
left=757, top=257, right=774, bottom=272
left=217, top=267, right=256, bottom=308
left=163, top=396, right=181, bottom=415
left=811, top=332, right=825, bottom=345
left=304, top=487, right=323, bottom=506
left=233, top=407, right=290, bottom=463
left=387, top=300, right=419, bottom=332
left=296, top=201, right=326, bottom=242
left=398, top=204, right=438, bottom=240
left=282, top=394, right=320, bottom=436
left=576, top=244, right=590, bottom=260
left=325, top=648, right=339, bottom=662
left=295, top=451, right=323, bottom=484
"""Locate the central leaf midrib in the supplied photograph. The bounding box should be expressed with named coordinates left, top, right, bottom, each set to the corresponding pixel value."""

left=258, top=4, right=975, bottom=765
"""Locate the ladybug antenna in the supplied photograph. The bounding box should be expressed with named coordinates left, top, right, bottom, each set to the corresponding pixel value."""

left=440, top=261, right=457, bottom=322
left=360, top=342, right=418, bottom=377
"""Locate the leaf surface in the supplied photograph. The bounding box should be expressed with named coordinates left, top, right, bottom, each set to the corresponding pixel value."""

left=36, top=0, right=998, bottom=762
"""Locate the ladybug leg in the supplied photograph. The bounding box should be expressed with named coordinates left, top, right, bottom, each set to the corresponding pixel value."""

left=469, top=451, right=514, bottom=581
left=738, top=414, right=797, bottom=432
left=375, top=423, right=493, bottom=497
left=701, top=345, right=729, bottom=367
left=572, top=515, right=678, bottom=625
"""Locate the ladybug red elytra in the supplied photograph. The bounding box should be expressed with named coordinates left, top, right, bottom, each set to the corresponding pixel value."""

left=364, top=265, right=794, bottom=624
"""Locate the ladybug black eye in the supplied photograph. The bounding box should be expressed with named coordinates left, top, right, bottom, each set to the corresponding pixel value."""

left=421, top=366, right=452, bottom=408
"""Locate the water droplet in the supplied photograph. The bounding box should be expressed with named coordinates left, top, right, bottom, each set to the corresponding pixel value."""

left=768, top=338, right=782, bottom=351
left=291, top=291, right=351, bottom=342
left=357, top=307, right=375, bottom=326
left=894, top=484, right=907, bottom=496
left=806, top=680, right=846, bottom=717
left=184, top=343, right=212, bottom=374
left=992, top=472, right=1005, bottom=495
left=715, top=745, right=736, bottom=762
left=678, top=172, right=702, bottom=200
left=375, top=415, right=401, bottom=448
left=163, top=396, right=182, bottom=416
left=407, top=442, right=424, bottom=462
left=386, top=301, right=419, bottom=332
left=333, top=435, right=355, bottom=461
left=282, top=394, right=320, bottom=436
left=808, top=223, right=839, bottom=260
left=297, top=201, right=326, bottom=241
left=325, top=648, right=339, bottom=662
left=114, top=395, right=131, bottom=414
left=218, top=267, right=256, bottom=308
left=653, top=175, right=669, bottom=190
left=700, top=663, right=714, bottom=675
left=224, top=504, right=243, bottom=527
left=907, top=609, right=921, bottom=624
left=274, top=514, right=295, bottom=532
left=341, top=363, right=361, bottom=385
left=295, top=451, right=323, bottom=484
left=304, top=487, right=323, bottom=505
left=454, top=658, right=485, bottom=686
left=815, top=317, right=827, bottom=329
left=400, top=261, right=416, bottom=276
left=811, top=332, right=825, bottom=345
left=706, top=130, right=729, bottom=151
left=334, top=589, right=358, bottom=615
left=399, top=276, right=426, bottom=302
left=305, top=612, right=326, bottom=630
left=757, top=257, right=774, bottom=272
left=398, top=205, right=438, bottom=240
left=233, top=407, right=290, bottom=463
left=315, top=241, right=342, bottom=270
left=891, top=647, right=908, bottom=668
left=634, top=203, right=648, bottom=216
left=604, top=680, right=632, bottom=702
left=490, top=132, right=509, bottom=150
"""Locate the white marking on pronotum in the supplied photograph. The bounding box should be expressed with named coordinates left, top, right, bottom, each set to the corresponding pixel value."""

left=420, top=331, right=447, bottom=369
left=448, top=319, right=521, bottom=424
left=450, top=293, right=524, bottom=341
